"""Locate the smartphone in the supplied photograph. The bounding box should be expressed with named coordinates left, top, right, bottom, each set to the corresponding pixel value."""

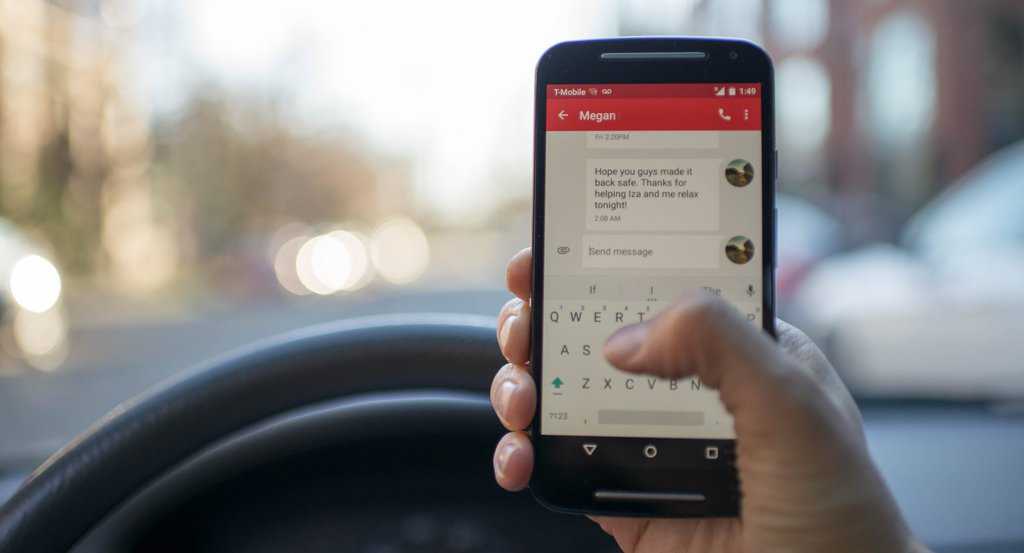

left=530, top=37, right=776, bottom=517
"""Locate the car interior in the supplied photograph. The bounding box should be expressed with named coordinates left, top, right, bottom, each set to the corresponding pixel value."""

left=1, top=2, right=1023, bottom=553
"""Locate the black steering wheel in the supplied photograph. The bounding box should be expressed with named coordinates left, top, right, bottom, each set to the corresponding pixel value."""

left=0, top=315, right=611, bottom=553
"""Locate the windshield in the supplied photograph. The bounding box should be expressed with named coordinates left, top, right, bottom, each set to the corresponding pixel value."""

left=1, top=1, right=1023, bottom=465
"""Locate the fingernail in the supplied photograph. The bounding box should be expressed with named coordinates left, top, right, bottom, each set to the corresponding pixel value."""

left=604, top=324, right=647, bottom=367
left=494, top=378, right=518, bottom=417
left=494, top=439, right=519, bottom=481
left=499, top=315, right=517, bottom=350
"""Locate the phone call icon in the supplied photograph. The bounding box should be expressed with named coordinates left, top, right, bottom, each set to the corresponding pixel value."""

left=718, top=108, right=732, bottom=122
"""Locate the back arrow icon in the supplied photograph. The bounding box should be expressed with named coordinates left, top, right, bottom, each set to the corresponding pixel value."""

left=558, top=110, right=568, bottom=120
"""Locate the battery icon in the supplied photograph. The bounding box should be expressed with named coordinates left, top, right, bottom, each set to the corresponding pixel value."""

left=728, top=87, right=736, bottom=96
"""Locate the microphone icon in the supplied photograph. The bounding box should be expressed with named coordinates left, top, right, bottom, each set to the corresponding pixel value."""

left=746, top=284, right=755, bottom=297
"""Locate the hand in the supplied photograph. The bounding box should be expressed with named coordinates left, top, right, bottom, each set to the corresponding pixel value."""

left=492, top=247, right=921, bottom=553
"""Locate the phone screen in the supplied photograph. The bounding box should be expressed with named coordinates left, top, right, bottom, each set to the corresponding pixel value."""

left=541, top=83, right=764, bottom=441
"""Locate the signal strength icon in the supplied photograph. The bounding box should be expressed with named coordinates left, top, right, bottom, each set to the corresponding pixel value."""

left=715, top=87, right=726, bottom=97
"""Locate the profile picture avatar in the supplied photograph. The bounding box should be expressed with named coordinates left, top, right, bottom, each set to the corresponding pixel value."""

left=725, top=236, right=755, bottom=264
left=724, top=159, right=755, bottom=187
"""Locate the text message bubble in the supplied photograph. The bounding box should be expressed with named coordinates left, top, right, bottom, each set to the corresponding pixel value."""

left=582, top=234, right=722, bottom=269
left=586, top=131, right=720, bottom=150
left=586, top=158, right=720, bottom=231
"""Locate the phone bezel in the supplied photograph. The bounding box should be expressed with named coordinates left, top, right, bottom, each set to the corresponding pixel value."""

left=529, top=37, right=777, bottom=518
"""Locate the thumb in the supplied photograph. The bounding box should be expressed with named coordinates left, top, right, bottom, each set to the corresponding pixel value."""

left=603, top=294, right=787, bottom=415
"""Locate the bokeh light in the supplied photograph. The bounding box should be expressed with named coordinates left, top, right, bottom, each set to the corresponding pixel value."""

left=370, top=218, right=430, bottom=285
left=296, top=234, right=347, bottom=295
left=273, top=235, right=312, bottom=296
left=326, top=230, right=372, bottom=291
left=770, top=0, right=829, bottom=52
left=777, top=56, right=831, bottom=157
left=9, top=254, right=62, bottom=313
left=294, top=230, right=372, bottom=295
left=13, top=307, right=68, bottom=370
left=862, top=9, right=936, bottom=150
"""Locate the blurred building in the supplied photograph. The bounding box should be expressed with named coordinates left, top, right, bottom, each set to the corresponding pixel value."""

left=0, top=0, right=161, bottom=292
left=622, top=0, right=1024, bottom=241
left=763, top=0, right=1024, bottom=240
left=800, top=1, right=1022, bottom=237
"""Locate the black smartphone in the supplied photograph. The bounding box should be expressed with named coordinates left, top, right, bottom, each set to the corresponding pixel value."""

left=529, top=37, right=776, bottom=517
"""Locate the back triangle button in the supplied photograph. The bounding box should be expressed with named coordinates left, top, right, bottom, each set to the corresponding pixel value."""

left=582, top=443, right=598, bottom=456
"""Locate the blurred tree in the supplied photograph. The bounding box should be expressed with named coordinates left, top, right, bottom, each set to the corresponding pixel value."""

left=1, top=1, right=409, bottom=299
left=153, top=91, right=396, bottom=263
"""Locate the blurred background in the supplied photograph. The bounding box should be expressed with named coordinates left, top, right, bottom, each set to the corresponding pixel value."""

left=1, top=0, right=1023, bottom=472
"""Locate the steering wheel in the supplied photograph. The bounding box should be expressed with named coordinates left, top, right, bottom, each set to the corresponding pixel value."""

left=0, top=315, right=607, bottom=553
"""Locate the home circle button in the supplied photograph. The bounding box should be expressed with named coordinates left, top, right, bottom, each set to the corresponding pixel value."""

left=642, top=444, right=658, bottom=459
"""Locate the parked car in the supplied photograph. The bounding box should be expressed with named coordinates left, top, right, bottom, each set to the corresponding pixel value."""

left=795, top=141, right=1024, bottom=399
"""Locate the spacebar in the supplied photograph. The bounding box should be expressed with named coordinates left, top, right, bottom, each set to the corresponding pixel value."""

left=598, top=409, right=704, bottom=426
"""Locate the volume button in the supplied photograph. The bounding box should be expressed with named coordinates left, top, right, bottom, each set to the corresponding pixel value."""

left=773, top=150, right=779, bottom=269
left=773, top=149, right=778, bottom=185
left=773, top=207, right=778, bottom=268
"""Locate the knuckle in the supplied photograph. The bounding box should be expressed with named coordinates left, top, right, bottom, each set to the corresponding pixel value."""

left=506, top=318, right=531, bottom=361
left=489, top=367, right=504, bottom=398
left=500, top=297, right=522, bottom=318
left=492, top=362, right=515, bottom=384
left=498, top=362, right=533, bottom=382
left=496, top=298, right=522, bottom=342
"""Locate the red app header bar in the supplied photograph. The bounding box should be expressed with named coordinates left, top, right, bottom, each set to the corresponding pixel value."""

left=547, top=98, right=761, bottom=131
left=546, top=83, right=761, bottom=131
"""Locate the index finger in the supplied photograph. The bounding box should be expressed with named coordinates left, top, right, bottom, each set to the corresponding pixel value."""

left=506, top=247, right=532, bottom=301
